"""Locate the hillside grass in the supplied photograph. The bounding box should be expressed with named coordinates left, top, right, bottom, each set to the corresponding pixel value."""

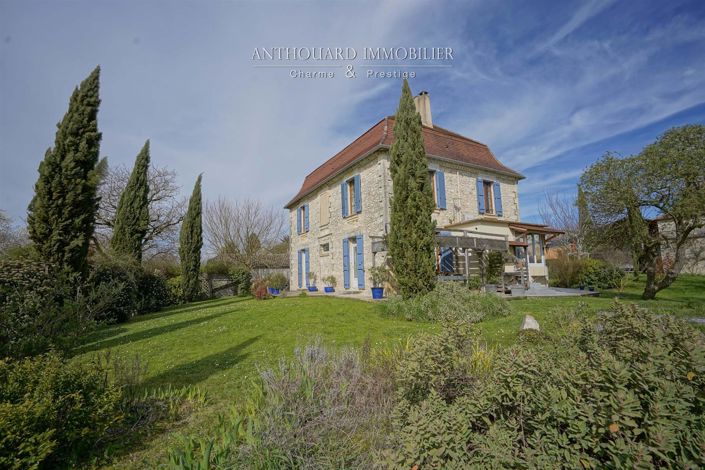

left=73, top=274, right=705, bottom=467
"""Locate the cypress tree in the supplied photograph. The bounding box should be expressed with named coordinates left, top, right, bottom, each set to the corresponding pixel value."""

left=27, top=66, right=102, bottom=275
left=387, top=80, right=436, bottom=297
left=111, top=140, right=151, bottom=261
left=179, top=175, right=203, bottom=302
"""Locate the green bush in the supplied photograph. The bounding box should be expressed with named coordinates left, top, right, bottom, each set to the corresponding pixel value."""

left=167, top=275, right=184, bottom=303
left=0, top=353, right=123, bottom=469
left=87, top=256, right=142, bottom=323
left=202, top=258, right=232, bottom=276
left=548, top=252, right=625, bottom=289
left=266, top=272, right=288, bottom=291
left=0, top=260, right=94, bottom=358
left=230, top=267, right=252, bottom=295
left=381, top=302, right=705, bottom=468
left=136, top=271, right=174, bottom=313
left=384, top=281, right=510, bottom=322
left=579, top=258, right=625, bottom=289
left=466, top=275, right=483, bottom=291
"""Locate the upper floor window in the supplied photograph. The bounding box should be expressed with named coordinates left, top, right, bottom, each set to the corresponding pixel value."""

left=428, top=169, right=446, bottom=209
left=341, top=175, right=362, bottom=218
left=296, top=204, right=309, bottom=234
left=319, top=191, right=330, bottom=226
left=476, top=179, right=503, bottom=217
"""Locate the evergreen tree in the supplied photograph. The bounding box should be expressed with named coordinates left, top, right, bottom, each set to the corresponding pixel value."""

left=27, top=66, right=102, bottom=275
left=111, top=140, right=150, bottom=261
left=179, top=175, right=203, bottom=301
left=387, top=80, right=436, bottom=297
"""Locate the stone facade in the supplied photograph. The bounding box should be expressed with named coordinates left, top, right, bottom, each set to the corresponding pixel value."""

left=288, top=149, right=522, bottom=292
left=657, top=219, right=705, bottom=275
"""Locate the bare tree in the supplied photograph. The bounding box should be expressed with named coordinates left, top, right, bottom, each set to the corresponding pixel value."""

left=97, top=164, right=185, bottom=259
left=204, top=197, right=286, bottom=270
left=0, top=210, right=26, bottom=254
left=538, top=191, right=590, bottom=255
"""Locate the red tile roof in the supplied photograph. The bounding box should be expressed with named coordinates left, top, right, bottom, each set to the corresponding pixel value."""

left=285, top=116, right=524, bottom=208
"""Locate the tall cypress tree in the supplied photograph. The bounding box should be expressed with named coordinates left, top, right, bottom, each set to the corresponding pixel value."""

left=27, top=66, right=102, bottom=275
left=179, top=174, right=203, bottom=302
left=387, top=80, right=436, bottom=297
left=111, top=140, right=150, bottom=261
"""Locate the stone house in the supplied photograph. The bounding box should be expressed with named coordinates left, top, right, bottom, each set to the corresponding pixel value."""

left=285, top=91, right=561, bottom=293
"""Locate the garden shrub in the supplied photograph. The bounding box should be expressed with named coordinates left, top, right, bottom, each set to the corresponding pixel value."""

left=267, top=272, right=288, bottom=291
left=168, top=341, right=396, bottom=469
left=136, top=271, right=173, bottom=313
left=0, top=260, right=93, bottom=358
left=548, top=252, right=625, bottom=289
left=384, top=281, right=510, bottom=322
left=380, top=302, right=705, bottom=468
left=0, top=353, right=123, bottom=469
left=579, top=258, right=625, bottom=289
left=202, top=258, right=232, bottom=276
left=230, top=267, right=252, bottom=296
left=466, top=275, right=483, bottom=291
left=251, top=278, right=270, bottom=300
left=167, top=275, right=183, bottom=303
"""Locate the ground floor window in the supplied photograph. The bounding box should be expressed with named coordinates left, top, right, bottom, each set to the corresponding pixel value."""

left=527, top=234, right=545, bottom=264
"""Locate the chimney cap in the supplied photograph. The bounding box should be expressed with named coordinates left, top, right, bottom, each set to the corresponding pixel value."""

left=419, top=90, right=429, bottom=95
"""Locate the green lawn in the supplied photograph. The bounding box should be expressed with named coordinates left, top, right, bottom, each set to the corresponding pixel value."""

left=73, top=274, right=705, bottom=468
left=72, top=295, right=437, bottom=468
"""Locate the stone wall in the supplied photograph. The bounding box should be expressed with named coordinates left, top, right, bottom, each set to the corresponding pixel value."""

left=288, top=149, right=522, bottom=292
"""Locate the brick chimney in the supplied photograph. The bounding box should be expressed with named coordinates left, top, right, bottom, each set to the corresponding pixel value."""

left=413, top=91, right=433, bottom=128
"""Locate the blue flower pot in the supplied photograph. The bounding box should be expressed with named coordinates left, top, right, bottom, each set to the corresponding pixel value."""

left=371, top=287, right=384, bottom=299
left=324, top=286, right=335, bottom=293
left=579, top=285, right=585, bottom=291
left=307, top=286, right=318, bottom=292
left=272, top=288, right=280, bottom=295
left=589, top=286, right=595, bottom=292
left=267, top=287, right=274, bottom=294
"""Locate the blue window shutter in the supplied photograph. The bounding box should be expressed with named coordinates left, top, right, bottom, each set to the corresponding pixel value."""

left=297, top=250, right=303, bottom=288
left=342, top=239, right=350, bottom=288
left=476, top=179, right=485, bottom=214
left=341, top=182, right=348, bottom=217
left=304, top=204, right=309, bottom=231
left=493, top=182, right=503, bottom=216
left=435, top=171, right=446, bottom=209
left=356, top=235, right=364, bottom=289
left=353, top=175, right=362, bottom=213
left=304, top=248, right=310, bottom=286
left=296, top=207, right=301, bottom=234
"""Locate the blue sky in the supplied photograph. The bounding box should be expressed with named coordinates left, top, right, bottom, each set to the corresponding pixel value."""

left=2, top=0, right=705, bottom=226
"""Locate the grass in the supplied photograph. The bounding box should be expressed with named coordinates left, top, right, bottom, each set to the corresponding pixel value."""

left=478, top=274, right=705, bottom=346
left=72, top=295, right=437, bottom=468
left=73, top=274, right=705, bottom=468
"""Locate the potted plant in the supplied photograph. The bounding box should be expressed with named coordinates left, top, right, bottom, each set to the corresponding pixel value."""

left=307, top=272, right=318, bottom=292
left=322, top=275, right=337, bottom=293
left=369, top=265, right=389, bottom=300
left=267, top=272, right=287, bottom=295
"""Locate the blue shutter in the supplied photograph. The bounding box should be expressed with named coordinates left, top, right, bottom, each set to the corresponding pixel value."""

left=493, top=182, right=503, bottom=216
left=353, top=175, right=362, bottom=213
left=342, top=238, right=350, bottom=288
left=297, top=250, right=303, bottom=288
left=341, top=182, right=348, bottom=217
left=476, top=179, right=485, bottom=214
left=435, top=171, right=446, bottom=209
left=304, top=204, right=309, bottom=231
left=304, top=248, right=310, bottom=287
left=296, top=207, right=301, bottom=234
left=356, top=235, right=364, bottom=289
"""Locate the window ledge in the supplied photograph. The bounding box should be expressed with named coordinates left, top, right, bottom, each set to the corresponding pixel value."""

left=344, top=214, right=361, bottom=222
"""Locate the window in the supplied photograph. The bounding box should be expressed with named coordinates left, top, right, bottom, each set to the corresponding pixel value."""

left=319, top=191, right=330, bottom=226
left=296, top=204, right=309, bottom=234
left=341, top=175, right=361, bottom=217
left=527, top=234, right=544, bottom=264
left=347, top=179, right=355, bottom=215
left=483, top=180, right=494, bottom=214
